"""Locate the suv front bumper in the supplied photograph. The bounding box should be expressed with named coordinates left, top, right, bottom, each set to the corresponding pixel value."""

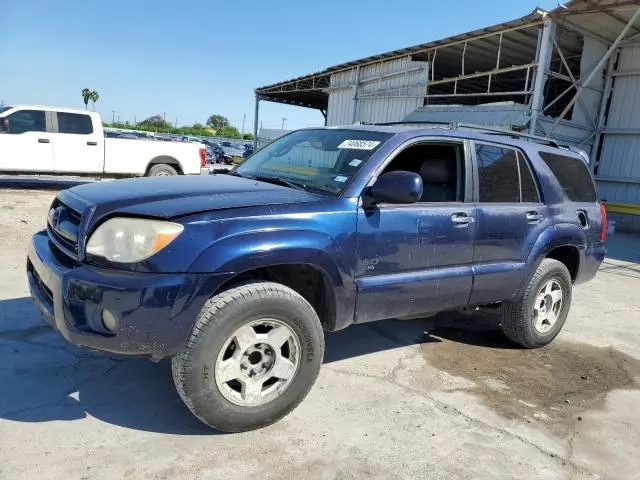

left=27, top=230, right=232, bottom=360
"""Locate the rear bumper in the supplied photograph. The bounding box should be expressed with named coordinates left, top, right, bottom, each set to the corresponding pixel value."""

left=27, top=230, right=232, bottom=360
left=575, top=242, right=607, bottom=285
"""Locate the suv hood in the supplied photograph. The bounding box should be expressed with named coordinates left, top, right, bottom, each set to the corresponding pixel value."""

left=68, top=174, right=323, bottom=223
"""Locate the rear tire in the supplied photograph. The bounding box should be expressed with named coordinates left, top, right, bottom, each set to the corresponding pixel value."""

left=501, top=259, right=572, bottom=348
left=172, top=281, right=324, bottom=432
left=148, top=163, right=178, bottom=176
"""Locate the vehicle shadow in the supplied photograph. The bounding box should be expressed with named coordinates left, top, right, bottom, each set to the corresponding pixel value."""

left=0, top=176, right=94, bottom=190
left=0, top=297, right=514, bottom=435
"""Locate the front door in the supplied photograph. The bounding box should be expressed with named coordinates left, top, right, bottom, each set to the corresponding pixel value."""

left=354, top=139, right=475, bottom=324
left=0, top=109, right=53, bottom=172
left=52, top=111, right=103, bottom=173
left=469, top=142, right=551, bottom=304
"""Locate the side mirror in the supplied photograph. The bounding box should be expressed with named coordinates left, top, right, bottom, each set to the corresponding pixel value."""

left=369, top=171, right=423, bottom=204
left=0, top=118, right=9, bottom=133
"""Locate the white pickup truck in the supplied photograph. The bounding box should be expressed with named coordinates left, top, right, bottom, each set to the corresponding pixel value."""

left=0, top=105, right=206, bottom=177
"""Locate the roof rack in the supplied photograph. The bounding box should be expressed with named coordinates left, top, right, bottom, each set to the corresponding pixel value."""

left=370, top=121, right=561, bottom=148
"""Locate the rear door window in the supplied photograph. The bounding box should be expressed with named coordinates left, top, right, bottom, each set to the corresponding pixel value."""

left=518, top=152, right=541, bottom=203
left=539, top=152, right=596, bottom=202
left=57, top=112, right=94, bottom=135
left=475, top=144, right=520, bottom=202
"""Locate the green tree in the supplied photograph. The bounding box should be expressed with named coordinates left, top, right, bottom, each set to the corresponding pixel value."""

left=206, top=114, right=229, bottom=132
left=138, top=115, right=172, bottom=131
left=90, top=90, right=99, bottom=110
left=81, top=88, right=92, bottom=109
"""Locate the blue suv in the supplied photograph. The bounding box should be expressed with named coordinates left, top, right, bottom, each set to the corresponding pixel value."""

left=27, top=125, right=606, bottom=432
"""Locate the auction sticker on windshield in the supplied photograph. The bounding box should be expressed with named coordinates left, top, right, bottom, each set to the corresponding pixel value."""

left=337, top=140, right=381, bottom=150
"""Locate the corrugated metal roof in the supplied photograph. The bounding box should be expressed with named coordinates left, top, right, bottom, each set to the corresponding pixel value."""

left=255, top=11, right=542, bottom=95
left=402, top=103, right=532, bottom=128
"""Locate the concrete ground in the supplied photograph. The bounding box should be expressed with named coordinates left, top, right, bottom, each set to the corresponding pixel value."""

left=1, top=187, right=639, bottom=480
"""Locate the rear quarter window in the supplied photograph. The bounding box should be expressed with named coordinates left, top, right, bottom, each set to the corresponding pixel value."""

left=539, top=152, right=597, bottom=202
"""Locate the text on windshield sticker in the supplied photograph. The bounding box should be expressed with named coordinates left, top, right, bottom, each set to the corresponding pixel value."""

left=337, top=140, right=381, bottom=150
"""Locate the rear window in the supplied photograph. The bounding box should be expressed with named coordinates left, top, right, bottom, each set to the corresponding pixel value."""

left=539, top=152, right=596, bottom=202
left=57, top=112, right=94, bottom=135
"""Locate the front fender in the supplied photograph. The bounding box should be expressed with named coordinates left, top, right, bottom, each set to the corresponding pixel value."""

left=188, top=229, right=357, bottom=330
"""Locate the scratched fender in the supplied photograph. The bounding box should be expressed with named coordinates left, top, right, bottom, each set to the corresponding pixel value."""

left=513, top=223, right=590, bottom=299
left=188, top=228, right=357, bottom=330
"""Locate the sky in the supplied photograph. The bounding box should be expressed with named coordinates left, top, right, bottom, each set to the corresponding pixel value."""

left=1, top=0, right=559, bottom=133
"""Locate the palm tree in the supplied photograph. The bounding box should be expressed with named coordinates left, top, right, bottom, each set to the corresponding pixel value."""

left=90, top=90, right=99, bottom=111
left=81, top=88, right=91, bottom=109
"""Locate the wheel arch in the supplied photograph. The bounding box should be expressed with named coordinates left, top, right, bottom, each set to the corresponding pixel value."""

left=145, top=156, right=183, bottom=175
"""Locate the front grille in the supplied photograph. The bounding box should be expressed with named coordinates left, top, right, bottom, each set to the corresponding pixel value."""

left=47, top=199, right=81, bottom=260
left=27, top=260, right=53, bottom=306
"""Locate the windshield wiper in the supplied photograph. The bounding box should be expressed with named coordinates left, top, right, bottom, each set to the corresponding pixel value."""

left=245, top=174, right=308, bottom=192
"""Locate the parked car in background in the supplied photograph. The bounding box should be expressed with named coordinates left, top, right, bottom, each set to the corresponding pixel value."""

left=26, top=125, right=606, bottom=433
left=243, top=144, right=254, bottom=158
left=0, top=105, right=206, bottom=176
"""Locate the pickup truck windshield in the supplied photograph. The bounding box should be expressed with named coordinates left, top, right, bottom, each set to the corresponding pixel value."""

left=0, top=106, right=13, bottom=115
left=235, top=129, right=392, bottom=196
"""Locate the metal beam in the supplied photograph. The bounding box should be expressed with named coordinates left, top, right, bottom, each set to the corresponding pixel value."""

left=352, top=66, right=361, bottom=124
left=356, top=63, right=536, bottom=99
left=549, top=8, right=640, bottom=135
left=552, top=37, right=597, bottom=129
left=611, top=69, right=640, bottom=77
left=589, top=54, right=616, bottom=169
left=530, top=19, right=556, bottom=134
left=547, top=70, right=603, bottom=93
left=252, top=96, right=260, bottom=150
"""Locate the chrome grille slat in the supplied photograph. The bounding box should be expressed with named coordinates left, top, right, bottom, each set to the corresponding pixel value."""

left=47, top=199, right=81, bottom=260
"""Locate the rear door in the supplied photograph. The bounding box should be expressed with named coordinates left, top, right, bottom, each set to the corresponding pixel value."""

left=52, top=111, right=103, bottom=173
left=0, top=108, right=53, bottom=171
left=470, top=142, right=551, bottom=304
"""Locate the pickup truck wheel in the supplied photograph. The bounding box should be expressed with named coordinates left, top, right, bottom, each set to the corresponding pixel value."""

left=501, top=259, right=572, bottom=348
left=148, top=163, right=178, bottom=176
left=172, top=281, right=324, bottom=432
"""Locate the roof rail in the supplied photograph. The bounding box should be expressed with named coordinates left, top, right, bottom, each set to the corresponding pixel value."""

left=372, top=121, right=561, bottom=148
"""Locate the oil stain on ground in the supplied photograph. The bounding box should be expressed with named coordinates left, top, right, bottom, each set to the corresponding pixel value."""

left=420, top=313, right=640, bottom=435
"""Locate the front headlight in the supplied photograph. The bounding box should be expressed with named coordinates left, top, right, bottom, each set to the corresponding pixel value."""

left=86, top=217, right=184, bottom=263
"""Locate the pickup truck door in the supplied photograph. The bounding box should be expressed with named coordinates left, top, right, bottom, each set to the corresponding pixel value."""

left=0, top=109, right=53, bottom=172
left=469, top=142, right=551, bottom=304
left=354, top=139, right=475, bottom=324
left=52, top=111, right=103, bottom=173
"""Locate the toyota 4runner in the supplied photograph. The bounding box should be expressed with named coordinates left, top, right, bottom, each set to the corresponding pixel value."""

left=27, top=124, right=607, bottom=432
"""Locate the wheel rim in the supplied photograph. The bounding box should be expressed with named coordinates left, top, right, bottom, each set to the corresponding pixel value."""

left=533, top=278, right=564, bottom=334
left=214, top=319, right=301, bottom=407
left=156, top=171, right=171, bottom=176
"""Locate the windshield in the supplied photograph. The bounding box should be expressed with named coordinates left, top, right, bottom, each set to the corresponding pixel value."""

left=0, top=105, right=13, bottom=115
left=235, top=129, right=392, bottom=196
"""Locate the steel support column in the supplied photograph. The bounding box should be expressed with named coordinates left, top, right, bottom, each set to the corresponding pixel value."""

left=253, top=96, right=260, bottom=150
left=530, top=18, right=556, bottom=135
left=549, top=7, right=640, bottom=135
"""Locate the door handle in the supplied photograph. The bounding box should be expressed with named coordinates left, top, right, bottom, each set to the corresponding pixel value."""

left=38, top=138, right=50, bottom=143
left=451, top=212, right=474, bottom=225
left=526, top=211, right=543, bottom=224
left=87, top=141, right=98, bottom=146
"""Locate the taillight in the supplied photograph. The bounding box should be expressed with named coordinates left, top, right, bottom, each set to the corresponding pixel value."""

left=600, top=202, right=607, bottom=242
left=199, top=147, right=206, bottom=167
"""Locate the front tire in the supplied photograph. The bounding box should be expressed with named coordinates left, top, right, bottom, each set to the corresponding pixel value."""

left=501, top=259, right=572, bottom=348
left=172, top=281, right=324, bottom=432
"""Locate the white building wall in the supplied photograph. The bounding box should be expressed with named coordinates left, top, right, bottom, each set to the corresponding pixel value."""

left=326, top=57, right=428, bottom=126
